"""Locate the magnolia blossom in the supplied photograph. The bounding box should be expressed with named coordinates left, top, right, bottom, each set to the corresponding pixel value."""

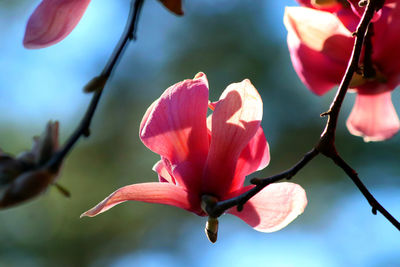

left=82, top=73, right=307, bottom=241
left=23, top=0, right=183, bottom=49
left=284, top=0, right=400, bottom=141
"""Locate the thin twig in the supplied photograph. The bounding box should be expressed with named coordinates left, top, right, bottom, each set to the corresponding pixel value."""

left=329, top=154, right=400, bottom=230
left=46, top=0, right=145, bottom=172
left=206, top=149, right=319, bottom=218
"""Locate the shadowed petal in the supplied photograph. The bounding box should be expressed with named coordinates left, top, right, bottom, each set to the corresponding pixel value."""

left=139, top=73, right=210, bottom=192
left=24, top=0, right=91, bottom=49
left=228, top=183, right=307, bottom=232
left=202, top=79, right=262, bottom=198
left=346, top=92, right=400, bottom=142
left=373, top=4, right=400, bottom=87
left=81, top=183, right=193, bottom=217
left=152, top=160, right=176, bottom=184
left=284, top=7, right=354, bottom=95
left=229, top=126, right=270, bottom=193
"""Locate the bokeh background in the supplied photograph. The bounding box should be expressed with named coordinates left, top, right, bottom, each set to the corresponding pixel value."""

left=1, top=0, right=400, bottom=266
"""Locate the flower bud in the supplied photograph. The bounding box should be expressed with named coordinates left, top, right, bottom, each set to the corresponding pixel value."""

left=0, top=121, right=61, bottom=209
left=159, top=0, right=183, bottom=15
left=0, top=170, right=55, bottom=208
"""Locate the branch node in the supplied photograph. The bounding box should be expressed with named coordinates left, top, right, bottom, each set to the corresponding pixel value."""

left=83, top=75, right=107, bottom=93
left=250, top=177, right=262, bottom=185
left=236, top=204, right=244, bottom=212
left=320, top=111, right=330, bottom=117
left=83, top=128, right=91, bottom=137
left=372, top=207, right=378, bottom=215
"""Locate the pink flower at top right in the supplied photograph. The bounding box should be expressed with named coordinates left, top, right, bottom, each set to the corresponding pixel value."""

left=284, top=0, right=400, bottom=142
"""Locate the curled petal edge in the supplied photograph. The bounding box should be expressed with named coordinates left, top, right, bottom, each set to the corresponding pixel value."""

left=81, top=183, right=192, bottom=217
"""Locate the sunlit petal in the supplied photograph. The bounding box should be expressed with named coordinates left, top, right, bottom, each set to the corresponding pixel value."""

left=24, top=0, right=91, bottom=49
left=346, top=92, right=400, bottom=142
left=81, top=183, right=195, bottom=217
left=203, top=79, right=262, bottom=198
left=228, top=183, right=307, bottom=232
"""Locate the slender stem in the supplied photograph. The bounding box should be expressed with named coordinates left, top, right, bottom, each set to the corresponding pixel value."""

left=329, top=154, right=400, bottom=230
left=46, top=0, right=145, bottom=172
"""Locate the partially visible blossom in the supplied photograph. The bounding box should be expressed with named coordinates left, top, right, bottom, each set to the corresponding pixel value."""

left=24, top=0, right=91, bottom=49
left=284, top=1, right=400, bottom=141
left=0, top=122, right=61, bottom=208
left=23, top=0, right=183, bottom=49
left=82, top=73, right=307, bottom=242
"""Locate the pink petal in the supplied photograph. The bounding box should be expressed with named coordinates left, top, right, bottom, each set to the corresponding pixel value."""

left=229, top=126, right=270, bottom=193
left=139, top=73, right=210, bottom=192
left=373, top=5, right=400, bottom=87
left=202, top=79, right=262, bottom=198
left=152, top=160, right=176, bottom=184
left=228, top=183, right=307, bottom=232
left=81, top=182, right=199, bottom=217
left=284, top=7, right=354, bottom=95
left=346, top=92, right=400, bottom=142
left=24, top=0, right=91, bottom=49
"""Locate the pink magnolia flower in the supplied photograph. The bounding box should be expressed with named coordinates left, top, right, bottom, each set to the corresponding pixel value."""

left=23, top=0, right=184, bottom=49
left=82, top=73, right=307, bottom=241
left=23, top=0, right=91, bottom=49
left=284, top=1, right=400, bottom=141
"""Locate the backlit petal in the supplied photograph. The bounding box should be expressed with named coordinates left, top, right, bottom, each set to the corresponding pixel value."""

left=202, top=79, right=262, bottom=198
left=24, top=0, right=91, bottom=49
left=139, top=73, right=209, bottom=191
left=284, top=7, right=353, bottom=95
left=228, top=183, right=307, bottom=232
left=346, top=92, right=400, bottom=142
left=81, top=183, right=195, bottom=217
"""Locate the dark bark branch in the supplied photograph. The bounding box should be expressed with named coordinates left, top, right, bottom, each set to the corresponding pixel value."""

left=46, top=0, right=145, bottom=172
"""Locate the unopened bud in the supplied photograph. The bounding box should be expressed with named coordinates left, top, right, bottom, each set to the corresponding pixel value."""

left=0, top=121, right=62, bottom=209
left=205, top=217, right=218, bottom=243
left=0, top=170, right=55, bottom=209
left=0, top=154, right=26, bottom=186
